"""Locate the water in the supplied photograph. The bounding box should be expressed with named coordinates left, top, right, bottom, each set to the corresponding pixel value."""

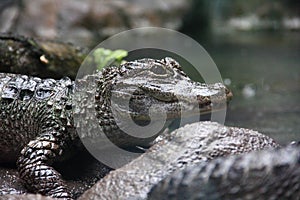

left=201, top=31, right=300, bottom=144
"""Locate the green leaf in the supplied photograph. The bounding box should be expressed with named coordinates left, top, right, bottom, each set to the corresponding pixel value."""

left=93, top=48, right=128, bottom=70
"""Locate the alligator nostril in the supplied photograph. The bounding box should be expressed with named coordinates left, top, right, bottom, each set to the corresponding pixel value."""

left=197, top=95, right=211, bottom=104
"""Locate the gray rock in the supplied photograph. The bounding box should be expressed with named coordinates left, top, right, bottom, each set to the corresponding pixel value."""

left=0, top=194, right=54, bottom=200
left=0, top=167, right=26, bottom=196
left=0, top=150, right=111, bottom=199
left=0, top=0, right=190, bottom=47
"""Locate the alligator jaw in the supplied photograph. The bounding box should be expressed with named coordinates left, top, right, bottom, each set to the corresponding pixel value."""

left=111, top=81, right=232, bottom=122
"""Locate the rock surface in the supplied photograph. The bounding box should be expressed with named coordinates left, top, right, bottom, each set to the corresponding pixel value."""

left=0, top=0, right=190, bottom=47
left=0, top=166, right=26, bottom=196
left=0, top=150, right=111, bottom=199
left=0, top=194, right=54, bottom=200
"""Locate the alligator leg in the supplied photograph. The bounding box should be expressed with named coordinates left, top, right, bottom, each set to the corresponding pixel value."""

left=17, top=133, right=71, bottom=199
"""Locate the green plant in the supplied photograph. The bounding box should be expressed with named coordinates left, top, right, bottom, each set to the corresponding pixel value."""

left=93, top=48, right=128, bottom=70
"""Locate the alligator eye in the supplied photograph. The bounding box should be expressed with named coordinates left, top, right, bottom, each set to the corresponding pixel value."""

left=150, top=65, right=167, bottom=75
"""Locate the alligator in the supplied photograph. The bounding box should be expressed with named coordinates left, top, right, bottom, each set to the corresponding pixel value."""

left=0, top=57, right=232, bottom=199
left=148, top=141, right=300, bottom=200
left=78, top=121, right=278, bottom=200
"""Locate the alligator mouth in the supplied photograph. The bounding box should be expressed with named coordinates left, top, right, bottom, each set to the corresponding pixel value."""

left=111, top=84, right=232, bottom=124
left=128, top=94, right=231, bottom=123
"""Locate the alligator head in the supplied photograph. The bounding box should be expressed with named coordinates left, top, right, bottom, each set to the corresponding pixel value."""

left=91, top=57, right=232, bottom=148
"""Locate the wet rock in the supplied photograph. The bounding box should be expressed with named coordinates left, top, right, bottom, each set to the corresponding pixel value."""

left=0, top=0, right=18, bottom=33
left=0, top=149, right=112, bottom=199
left=0, top=166, right=26, bottom=196
left=0, top=194, right=54, bottom=200
left=0, top=0, right=190, bottom=47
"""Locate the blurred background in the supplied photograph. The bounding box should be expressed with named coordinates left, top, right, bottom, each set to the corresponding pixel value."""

left=0, top=0, right=299, bottom=144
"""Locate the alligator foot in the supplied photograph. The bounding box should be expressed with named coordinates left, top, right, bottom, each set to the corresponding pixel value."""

left=17, top=134, right=72, bottom=199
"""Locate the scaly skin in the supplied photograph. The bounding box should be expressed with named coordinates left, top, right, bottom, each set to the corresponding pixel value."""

left=0, top=74, right=75, bottom=198
left=79, top=122, right=278, bottom=200
left=148, top=142, right=300, bottom=200
left=0, top=57, right=231, bottom=198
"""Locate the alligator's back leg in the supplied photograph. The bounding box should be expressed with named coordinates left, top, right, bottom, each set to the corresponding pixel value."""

left=17, top=133, right=71, bottom=199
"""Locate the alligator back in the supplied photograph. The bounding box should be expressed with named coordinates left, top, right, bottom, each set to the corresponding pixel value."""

left=148, top=144, right=300, bottom=200
left=0, top=73, right=75, bottom=163
left=79, top=121, right=278, bottom=200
